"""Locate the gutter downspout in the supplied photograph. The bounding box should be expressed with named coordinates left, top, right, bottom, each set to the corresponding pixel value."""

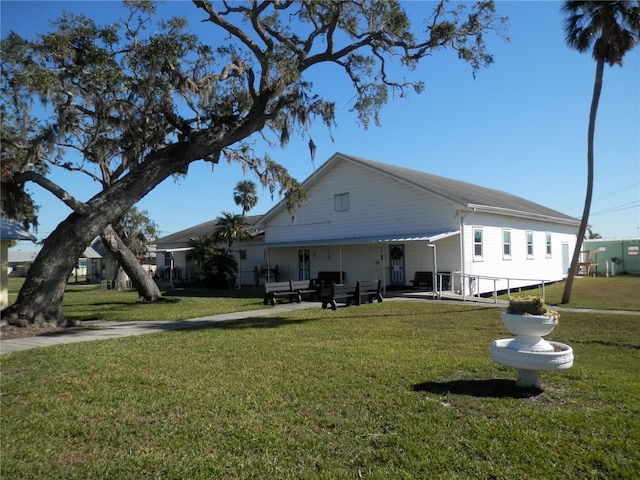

left=458, top=210, right=472, bottom=300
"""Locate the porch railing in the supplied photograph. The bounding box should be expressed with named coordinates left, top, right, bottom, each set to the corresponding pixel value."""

left=433, top=272, right=550, bottom=304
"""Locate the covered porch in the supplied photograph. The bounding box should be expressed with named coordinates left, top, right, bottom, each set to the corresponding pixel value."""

left=255, top=230, right=460, bottom=296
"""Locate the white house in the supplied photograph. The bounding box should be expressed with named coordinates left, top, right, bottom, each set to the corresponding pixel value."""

left=255, top=153, right=580, bottom=296
left=6, top=247, right=106, bottom=282
left=153, top=215, right=266, bottom=287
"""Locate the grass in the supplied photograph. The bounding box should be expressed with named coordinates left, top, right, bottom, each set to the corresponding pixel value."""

left=1, top=276, right=639, bottom=478
left=6, top=278, right=270, bottom=322
left=499, top=275, right=640, bottom=311
left=6, top=275, right=639, bottom=323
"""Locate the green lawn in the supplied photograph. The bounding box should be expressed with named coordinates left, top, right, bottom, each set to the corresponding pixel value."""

left=6, top=279, right=270, bottom=321
left=6, top=274, right=639, bottom=323
left=2, top=287, right=639, bottom=478
left=510, top=275, right=640, bottom=311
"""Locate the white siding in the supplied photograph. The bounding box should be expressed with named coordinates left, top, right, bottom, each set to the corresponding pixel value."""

left=262, top=157, right=577, bottom=291
left=460, top=212, right=576, bottom=294
left=265, top=160, right=459, bottom=243
left=404, top=236, right=460, bottom=284
left=237, top=241, right=268, bottom=286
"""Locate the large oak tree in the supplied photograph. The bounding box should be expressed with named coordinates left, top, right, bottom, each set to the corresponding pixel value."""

left=1, top=0, right=506, bottom=327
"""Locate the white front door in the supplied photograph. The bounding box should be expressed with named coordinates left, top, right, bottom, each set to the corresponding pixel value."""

left=298, top=249, right=310, bottom=280
left=389, top=244, right=405, bottom=286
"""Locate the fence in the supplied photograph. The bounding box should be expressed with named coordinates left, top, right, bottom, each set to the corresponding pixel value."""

left=100, top=279, right=133, bottom=290
left=433, top=272, right=550, bottom=304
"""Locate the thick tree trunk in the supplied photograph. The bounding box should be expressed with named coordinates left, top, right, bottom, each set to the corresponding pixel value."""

left=2, top=212, right=98, bottom=327
left=113, top=266, right=129, bottom=290
left=2, top=108, right=265, bottom=327
left=2, top=147, right=191, bottom=326
left=101, top=224, right=163, bottom=301
left=561, top=58, right=604, bottom=304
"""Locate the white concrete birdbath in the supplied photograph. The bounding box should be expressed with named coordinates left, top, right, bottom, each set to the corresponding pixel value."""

left=490, top=311, right=574, bottom=389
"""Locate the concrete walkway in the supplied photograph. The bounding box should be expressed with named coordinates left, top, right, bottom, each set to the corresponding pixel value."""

left=2, top=296, right=637, bottom=355
left=0, top=301, right=323, bottom=355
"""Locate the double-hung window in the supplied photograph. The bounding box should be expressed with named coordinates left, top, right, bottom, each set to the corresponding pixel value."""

left=545, top=234, right=552, bottom=257
left=526, top=231, right=534, bottom=258
left=473, top=228, right=483, bottom=260
left=503, top=230, right=511, bottom=259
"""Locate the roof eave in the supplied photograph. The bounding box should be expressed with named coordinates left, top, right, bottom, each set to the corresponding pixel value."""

left=465, top=204, right=581, bottom=226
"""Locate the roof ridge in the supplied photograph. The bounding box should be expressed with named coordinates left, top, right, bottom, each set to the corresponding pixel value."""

left=338, top=153, right=577, bottom=223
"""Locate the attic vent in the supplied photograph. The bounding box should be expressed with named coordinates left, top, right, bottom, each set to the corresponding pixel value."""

left=334, top=193, right=349, bottom=212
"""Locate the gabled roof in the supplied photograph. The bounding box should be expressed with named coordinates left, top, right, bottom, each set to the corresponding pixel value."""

left=0, top=217, right=37, bottom=242
left=260, top=153, right=580, bottom=226
left=154, top=214, right=265, bottom=248
left=7, top=247, right=103, bottom=263
left=7, top=250, right=39, bottom=263
left=80, top=246, right=103, bottom=259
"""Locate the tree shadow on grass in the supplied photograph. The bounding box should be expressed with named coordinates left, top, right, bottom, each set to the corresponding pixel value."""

left=162, top=287, right=264, bottom=299
left=1, top=315, right=322, bottom=341
left=412, top=379, right=543, bottom=399
left=124, top=314, right=327, bottom=335
left=358, top=306, right=495, bottom=317
left=193, top=315, right=321, bottom=331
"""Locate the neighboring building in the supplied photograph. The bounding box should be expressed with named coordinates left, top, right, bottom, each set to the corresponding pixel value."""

left=584, top=238, right=640, bottom=276
left=1, top=217, right=37, bottom=309
left=255, top=153, right=581, bottom=295
left=77, top=246, right=106, bottom=282
left=6, top=247, right=106, bottom=282
left=153, top=215, right=265, bottom=287
left=6, top=250, right=39, bottom=277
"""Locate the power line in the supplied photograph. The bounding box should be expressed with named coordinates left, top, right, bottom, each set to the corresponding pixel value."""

left=590, top=201, right=640, bottom=216
left=562, top=182, right=640, bottom=213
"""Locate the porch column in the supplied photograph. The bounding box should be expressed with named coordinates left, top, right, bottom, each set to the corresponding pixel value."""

left=428, top=243, right=438, bottom=299
left=267, top=248, right=271, bottom=282
left=381, top=245, right=386, bottom=296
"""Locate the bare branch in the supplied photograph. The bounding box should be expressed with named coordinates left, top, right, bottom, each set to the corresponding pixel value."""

left=13, top=170, right=89, bottom=214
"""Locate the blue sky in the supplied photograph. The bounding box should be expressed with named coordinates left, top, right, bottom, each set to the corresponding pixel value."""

left=2, top=1, right=639, bottom=250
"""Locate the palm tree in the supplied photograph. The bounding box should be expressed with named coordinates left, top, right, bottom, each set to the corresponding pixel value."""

left=586, top=228, right=602, bottom=239
left=233, top=180, right=258, bottom=215
left=186, top=235, right=217, bottom=276
left=204, top=249, right=239, bottom=289
left=213, top=211, right=252, bottom=249
left=561, top=1, right=640, bottom=304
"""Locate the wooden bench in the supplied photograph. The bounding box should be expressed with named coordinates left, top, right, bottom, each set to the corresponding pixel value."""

left=313, top=271, right=345, bottom=287
left=263, top=281, right=298, bottom=306
left=321, top=282, right=358, bottom=310
left=313, top=271, right=346, bottom=299
left=290, top=280, right=316, bottom=301
left=411, top=271, right=433, bottom=289
left=356, top=280, right=383, bottom=305
left=264, top=280, right=316, bottom=306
